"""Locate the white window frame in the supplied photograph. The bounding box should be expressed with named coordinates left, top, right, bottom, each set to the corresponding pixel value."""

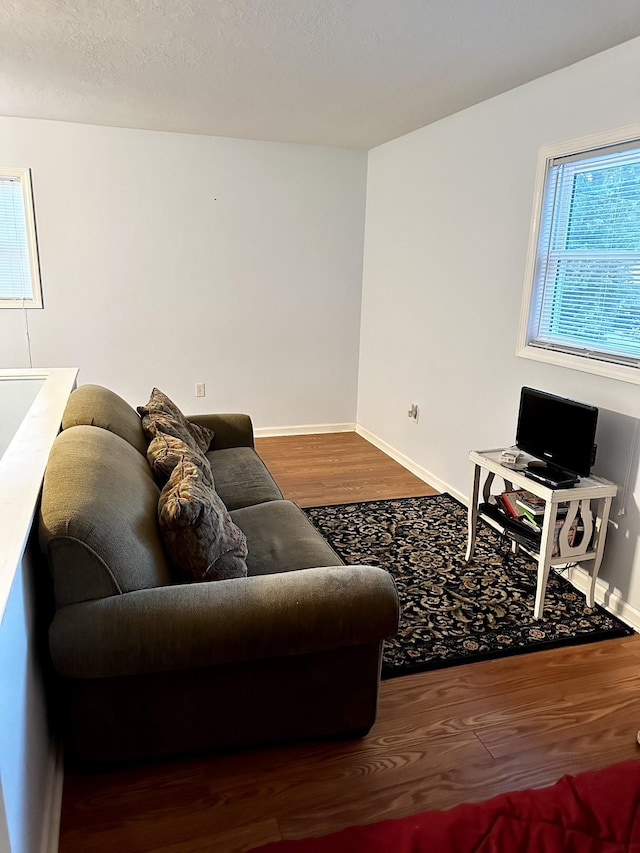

left=517, top=124, right=640, bottom=385
left=0, top=167, right=43, bottom=309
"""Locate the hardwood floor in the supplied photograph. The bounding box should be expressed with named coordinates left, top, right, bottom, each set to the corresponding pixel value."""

left=254, top=432, right=438, bottom=507
left=58, top=432, right=640, bottom=853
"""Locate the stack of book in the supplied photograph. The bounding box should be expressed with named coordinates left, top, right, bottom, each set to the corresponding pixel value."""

left=514, top=493, right=547, bottom=532
left=480, top=495, right=539, bottom=550
left=495, top=489, right=533, bottom=520
left=491, top=490, right=583, bottom=557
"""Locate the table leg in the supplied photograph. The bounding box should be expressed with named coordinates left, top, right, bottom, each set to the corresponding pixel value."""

left=534, top=501, right=559, bottom=619
left=586, top=497, right=612, bottom=608
left=466, top=464, right=481, bottom=562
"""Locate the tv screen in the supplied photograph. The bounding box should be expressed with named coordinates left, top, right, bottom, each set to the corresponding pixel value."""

left=515, top=387, right=598, bottom=478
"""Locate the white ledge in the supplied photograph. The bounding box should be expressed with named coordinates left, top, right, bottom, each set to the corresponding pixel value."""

left=0, top=368, right=77, bottom=620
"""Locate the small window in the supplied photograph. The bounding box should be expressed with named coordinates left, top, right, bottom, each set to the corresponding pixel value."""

left=518, top=128, right=640, bottom=383
left=0, top=168, right=43, bottom=308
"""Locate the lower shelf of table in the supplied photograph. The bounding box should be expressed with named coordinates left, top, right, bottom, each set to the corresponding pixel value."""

left=477, top=510, right=597, bottom=566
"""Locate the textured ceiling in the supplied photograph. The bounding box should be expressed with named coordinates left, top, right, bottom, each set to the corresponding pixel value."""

left=1, top=0, right=640, bottom=149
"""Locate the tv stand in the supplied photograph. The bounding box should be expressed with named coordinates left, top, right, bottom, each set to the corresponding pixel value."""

left=466, top=449, right=617, bottom=619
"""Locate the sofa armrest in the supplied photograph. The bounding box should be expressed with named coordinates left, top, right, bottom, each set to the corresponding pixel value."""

left=49, top=565, right=399, bottom=680
left=187, top=413, right=254, bottom=450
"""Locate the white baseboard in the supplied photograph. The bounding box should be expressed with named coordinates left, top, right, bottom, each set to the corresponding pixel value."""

left=354, top=424, right=467, bottom=504
left=40, top=741, right=64, bottom=853
left=255, top=422, right=356, bottom=438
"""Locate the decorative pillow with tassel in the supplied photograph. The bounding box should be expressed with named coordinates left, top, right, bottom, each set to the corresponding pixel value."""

left=158, top=455, right=248, bottom=582
left=147, top=432, right=213, bottom=485
left=137, top=387, right=214, bottom=454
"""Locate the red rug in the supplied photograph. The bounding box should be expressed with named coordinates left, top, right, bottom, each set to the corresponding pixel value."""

left=253, top=759, right=640, bottom=852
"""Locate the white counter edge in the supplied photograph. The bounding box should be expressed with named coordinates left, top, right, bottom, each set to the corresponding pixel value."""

left=0, top=368, right=78, bottom=622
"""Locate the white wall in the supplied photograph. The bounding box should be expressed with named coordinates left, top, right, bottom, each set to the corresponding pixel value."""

left=0, top=118, right=367, bottom=428
left=359, top=37, right=640, bottom=616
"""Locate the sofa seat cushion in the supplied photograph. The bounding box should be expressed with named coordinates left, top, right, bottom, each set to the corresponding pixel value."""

left=159, top=456, right=248, bottom=582
left=230, top=500, right=343, bottom=576
left=207, top=447, right=283, bottom=510
left=39, top=425, right=172, bottom=607
left=62, top=384, right=148, bottom=456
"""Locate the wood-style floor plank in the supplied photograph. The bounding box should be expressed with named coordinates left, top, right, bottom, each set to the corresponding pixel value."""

left=255, top=432, right=438, bottom=506
left=58, top=431, right=640, bottom=853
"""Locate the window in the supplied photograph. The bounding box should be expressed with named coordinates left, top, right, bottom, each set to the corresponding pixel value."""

left=0, top=168, right=42, bottom=308
left=518, top=128, right=640, bottom=384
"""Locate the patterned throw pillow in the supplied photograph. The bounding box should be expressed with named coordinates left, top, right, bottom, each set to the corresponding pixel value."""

left=158, top=456, right=248, bottom=582
left=137, top=388, right=214, bottom=453
left=147, top=432, right=213, bottom=485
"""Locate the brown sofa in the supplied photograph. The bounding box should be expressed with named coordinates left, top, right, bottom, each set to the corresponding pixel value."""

left=39, top=384, right=399, bottom=764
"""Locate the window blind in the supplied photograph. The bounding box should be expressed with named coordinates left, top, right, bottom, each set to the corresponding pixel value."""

left=0, top=174, right=34, bottom=301
left=530, top=142, right=640, bottom=366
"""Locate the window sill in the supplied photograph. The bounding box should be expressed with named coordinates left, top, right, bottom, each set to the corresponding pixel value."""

left=0, top=299, right=43, bottom=309
left=517, top=344, right=640, bottom=386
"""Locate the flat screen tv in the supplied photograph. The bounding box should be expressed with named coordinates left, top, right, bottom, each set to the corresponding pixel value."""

left=515, top=387, right=598, bottom=479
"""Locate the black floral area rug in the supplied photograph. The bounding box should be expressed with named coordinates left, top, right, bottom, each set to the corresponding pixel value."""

left=303, top=493, right=634, bottom=679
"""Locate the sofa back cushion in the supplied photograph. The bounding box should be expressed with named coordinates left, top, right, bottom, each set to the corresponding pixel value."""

left=40, top=425, right=172, bottom=607
left=62, top=384, right=148, bottom=456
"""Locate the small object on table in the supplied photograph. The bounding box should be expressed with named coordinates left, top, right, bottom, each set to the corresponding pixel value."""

left=500, top=446, right=522, bottom=467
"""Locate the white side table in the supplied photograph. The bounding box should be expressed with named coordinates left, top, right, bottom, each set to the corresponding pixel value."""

left=466, top=449, right=617, bottom=619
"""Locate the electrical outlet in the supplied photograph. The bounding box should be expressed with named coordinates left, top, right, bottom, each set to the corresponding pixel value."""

left=195, top=383, right=206, bottom=398
left=408, top=403, right=419, bottom=422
